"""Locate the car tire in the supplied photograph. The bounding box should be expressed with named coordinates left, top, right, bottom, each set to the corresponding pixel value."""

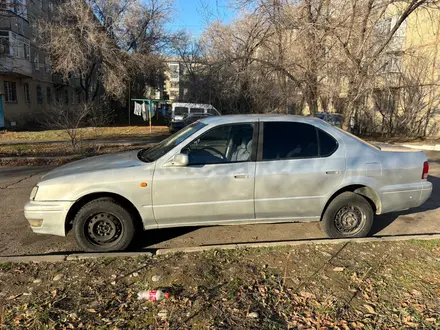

left=73, top=198, right=135, bottom=252
left=320, top=192, right=373, bottom=238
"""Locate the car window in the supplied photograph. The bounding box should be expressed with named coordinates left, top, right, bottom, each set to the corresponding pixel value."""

left=174, top=107, right=188, bottom=116
left=182, top=124, right=254, bottom=165
left=138, top=122, right=206, bottom=162
left=190, top=107, right=204, bottom=114
left=318, top=128, right=338, bottom=156
left=262, top=122, right=319, bottom=160
left=208, top=108, right=220, bottom=115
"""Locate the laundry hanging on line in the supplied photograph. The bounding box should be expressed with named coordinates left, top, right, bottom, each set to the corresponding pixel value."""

left=133, top=102, right=142, bottom=116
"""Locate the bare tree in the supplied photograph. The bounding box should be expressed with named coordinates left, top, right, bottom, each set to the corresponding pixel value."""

left=37, top=0, right=172, bottom=103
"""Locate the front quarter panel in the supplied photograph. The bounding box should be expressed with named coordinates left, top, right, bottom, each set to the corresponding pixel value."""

left=35, top=163, right=157, bottom=230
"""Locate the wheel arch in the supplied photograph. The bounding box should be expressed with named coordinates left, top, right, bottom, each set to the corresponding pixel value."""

left=321, top=184, right=382, bottom=220
left=65, top=192, right=143, bottom=233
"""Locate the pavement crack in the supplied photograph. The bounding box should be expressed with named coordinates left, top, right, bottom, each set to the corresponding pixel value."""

left=0, top=170, right=46, bottom=189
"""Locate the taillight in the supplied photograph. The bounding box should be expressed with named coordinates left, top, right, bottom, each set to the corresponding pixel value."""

left=422, top=161, right=429, bottom=179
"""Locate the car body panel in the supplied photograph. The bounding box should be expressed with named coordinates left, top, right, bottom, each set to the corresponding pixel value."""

left=152, top=162, right=256, bottom=226
left=24, top=114, right=433, bottom=237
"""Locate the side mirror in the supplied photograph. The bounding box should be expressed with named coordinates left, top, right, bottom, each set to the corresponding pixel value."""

left=166, top=153, right=189, bottom=167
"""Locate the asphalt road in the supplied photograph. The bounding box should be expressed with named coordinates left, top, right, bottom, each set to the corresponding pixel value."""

left=1, top=152, right=439, bottom=256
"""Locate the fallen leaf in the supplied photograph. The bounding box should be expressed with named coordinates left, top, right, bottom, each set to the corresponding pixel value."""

left=425, top=318, right=436, bottom=323
left=88, top=309, right=96, bottom=313
left=363, top=304, right=376, bottom=314
left=333, top=267, right=345, bottom=272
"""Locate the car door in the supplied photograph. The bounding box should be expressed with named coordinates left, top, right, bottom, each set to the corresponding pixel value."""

left=255, top=120, right=346, bottom=221
left=152, top=122, right=257, bottom=227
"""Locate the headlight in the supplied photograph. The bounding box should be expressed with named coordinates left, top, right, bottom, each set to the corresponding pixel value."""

left=30, top=186, right=39, bottom=201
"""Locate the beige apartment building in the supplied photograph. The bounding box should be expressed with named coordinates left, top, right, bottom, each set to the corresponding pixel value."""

left=0, top=0, right=77, bottom=128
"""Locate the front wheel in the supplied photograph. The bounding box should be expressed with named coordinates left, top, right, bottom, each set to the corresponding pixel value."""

left=73, top=198, right=135, bottom=252
left=320, top=192, right=373, bottom=238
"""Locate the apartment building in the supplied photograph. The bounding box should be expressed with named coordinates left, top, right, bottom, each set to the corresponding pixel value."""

left=162, top=58, right=189, bottom=102
left=0, top=0, right=76, bottom=128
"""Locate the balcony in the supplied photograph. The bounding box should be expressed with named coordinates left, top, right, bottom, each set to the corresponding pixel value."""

left=0, top=55, right=32, bottom=77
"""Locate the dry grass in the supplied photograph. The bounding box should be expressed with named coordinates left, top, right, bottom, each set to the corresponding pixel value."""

left=1, top=240, right=440, bottom=329
left=0, top=126, right=168, bottom=143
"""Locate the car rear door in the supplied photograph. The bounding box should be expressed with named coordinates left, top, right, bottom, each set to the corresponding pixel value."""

left=254, top=120, right=346, bottom=221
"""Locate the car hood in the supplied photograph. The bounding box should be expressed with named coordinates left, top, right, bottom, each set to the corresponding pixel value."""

left=41, top=150, right=145, bottom=182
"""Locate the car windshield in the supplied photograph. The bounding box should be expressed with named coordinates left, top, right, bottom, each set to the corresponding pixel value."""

left=138, top=122, right=206, bottom=162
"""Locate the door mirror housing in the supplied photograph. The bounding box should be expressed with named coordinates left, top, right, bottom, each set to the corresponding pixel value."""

left=166, top=153, right=189, bottom=167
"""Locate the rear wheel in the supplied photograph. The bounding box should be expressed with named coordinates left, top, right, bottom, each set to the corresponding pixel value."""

left=320, top=192, right=373, bottom=238
left=73, top=198, right=135, bottom=252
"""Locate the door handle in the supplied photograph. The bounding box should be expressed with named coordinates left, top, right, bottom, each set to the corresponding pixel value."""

left=326, top=171, right=340, bottom=175
left=234, top=174, right=250, bottom=179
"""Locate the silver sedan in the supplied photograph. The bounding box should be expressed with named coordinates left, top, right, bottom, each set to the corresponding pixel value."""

left=25, top=115, right=432, bottom=251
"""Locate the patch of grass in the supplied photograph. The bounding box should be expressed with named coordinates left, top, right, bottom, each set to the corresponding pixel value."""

left=408, top=239, right=440, bottom=251
left=0, top=126, right=168, bottom=142
left=1, top=241, right=440, bottom=328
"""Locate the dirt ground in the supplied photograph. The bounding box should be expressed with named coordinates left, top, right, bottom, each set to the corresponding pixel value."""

left=1, top=240, right=440, bottom=329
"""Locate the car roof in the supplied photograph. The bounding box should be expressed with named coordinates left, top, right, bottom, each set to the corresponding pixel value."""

left=199, top=114, right=323, bottom=125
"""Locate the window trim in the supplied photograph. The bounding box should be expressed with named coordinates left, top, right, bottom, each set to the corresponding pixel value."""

left=257, top=121, right=339, bottom=162
left=180, top=122, right=258, bottom=166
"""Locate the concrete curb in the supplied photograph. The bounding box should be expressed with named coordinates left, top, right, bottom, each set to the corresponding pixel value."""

left=155, top=233, right=440, bottom=255
left=1, top=234, right=440, bottom=263
left=401, top=144, right=440, bottom=151
left=66, top=251, right=153, bottom=260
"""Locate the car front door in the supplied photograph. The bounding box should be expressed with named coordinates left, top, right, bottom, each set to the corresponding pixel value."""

left=152, top=122, right=257, bottom=227
left=254, top=121, right=346, bottom=221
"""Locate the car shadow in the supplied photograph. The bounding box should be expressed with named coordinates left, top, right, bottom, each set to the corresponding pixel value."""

left=368, top=174, right=440, bottom=235
left=130, top=226, right=200, bottom=250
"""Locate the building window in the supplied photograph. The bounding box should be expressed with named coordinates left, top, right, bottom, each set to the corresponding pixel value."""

left=76, top=92, right=81, bottom=103
left=44, top=56, right=51, bottom=73
left=0, top=31, right=10, bottom=55
left=169, top=64, right=179, bottom=80
left=46, top=87, right=52, bottom=103
left=33, top=53, right=39, bottom=70
left=24, top=83, right=30, bottom=103
left=64, top=89, right=68, bottom=104
left=170, top=81, right=179, bottom=89
left=48, top=1, right=53, bottom=12
left=24, top=44, right=29, bottom=60
left=36, top=85, right=43, bottom=104
left=4, top=81, right=17, bottom=103
left=0, top=0, right=8, bottom=9
left=30, top=22, right=36, bottom=42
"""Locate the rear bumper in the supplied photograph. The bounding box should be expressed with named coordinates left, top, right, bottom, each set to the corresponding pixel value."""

left=24, top=201, right=74, bottom=237
left=417, top=181, right=433, bottom=207
left=379, top=181, right=432, bottom=214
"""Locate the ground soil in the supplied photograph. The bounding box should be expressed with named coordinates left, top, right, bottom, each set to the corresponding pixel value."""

left=1, top=240, right=440, bottom=329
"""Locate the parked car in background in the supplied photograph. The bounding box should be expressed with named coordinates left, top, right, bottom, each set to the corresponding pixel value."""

left=169, top=113, right=216, bottom=133
left=171, top=103, right=220, bottom=122
left=315, top=113, right=344, bottom=128
left=25, top=115, right=432, bottom=252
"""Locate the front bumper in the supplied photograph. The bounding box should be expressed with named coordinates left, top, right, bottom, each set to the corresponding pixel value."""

left=24, top=201, right=74, bottom=237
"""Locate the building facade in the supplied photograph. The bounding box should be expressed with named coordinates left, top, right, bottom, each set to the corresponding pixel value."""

left=0, top=0, right=77, bottom=128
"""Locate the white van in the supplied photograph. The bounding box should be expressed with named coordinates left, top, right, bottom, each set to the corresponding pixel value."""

left=171, top=103, right=220, bottom=121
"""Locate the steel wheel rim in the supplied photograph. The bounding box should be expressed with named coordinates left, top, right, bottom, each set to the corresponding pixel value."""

left=86, top=212, right=123, bottom=247
left=334, top=205, right=366, bottom=236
